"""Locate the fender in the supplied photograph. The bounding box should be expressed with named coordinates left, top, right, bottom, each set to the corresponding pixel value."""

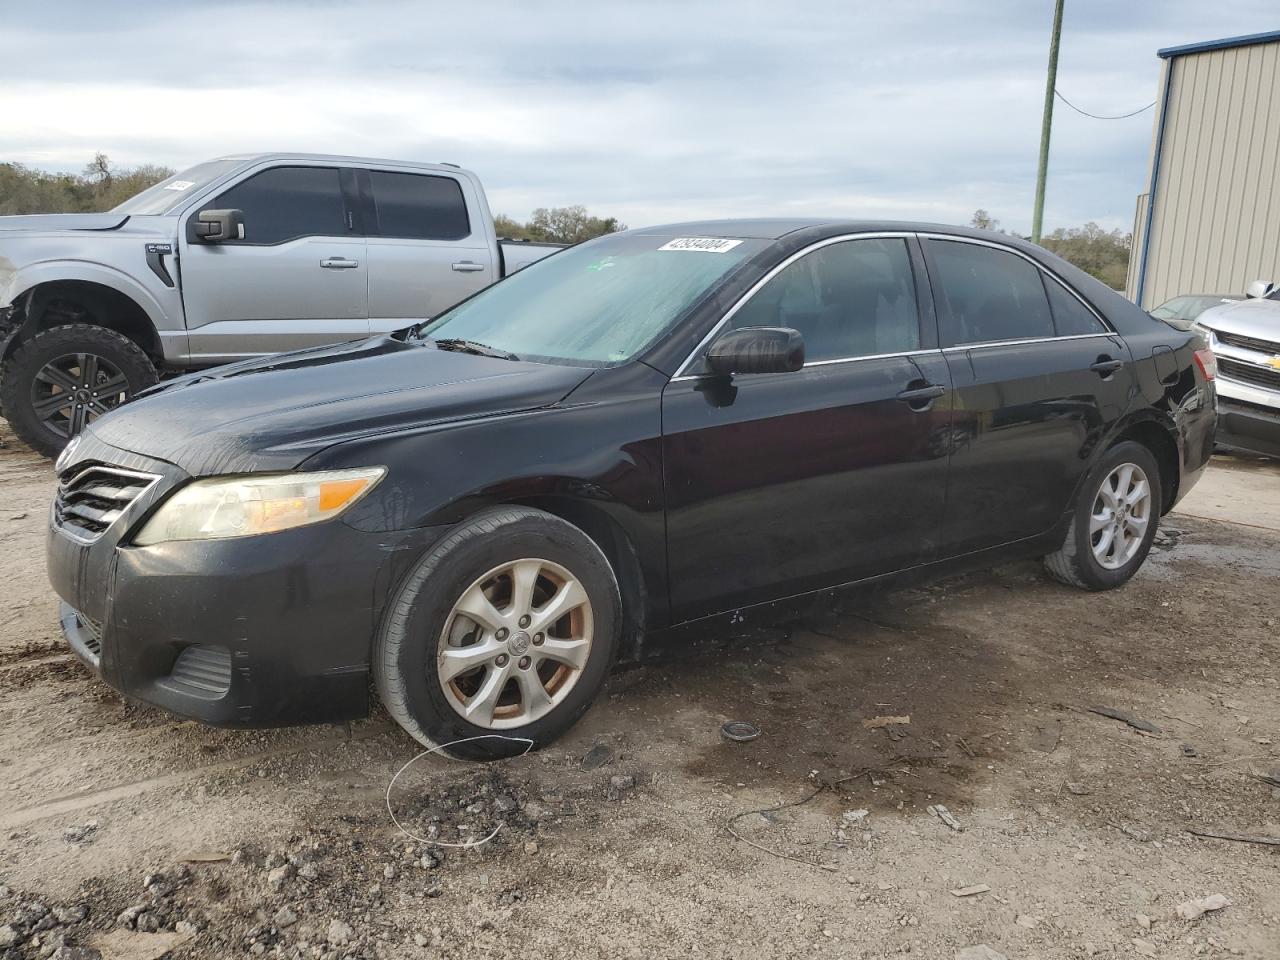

left=3, top=260, right=172, bottom=344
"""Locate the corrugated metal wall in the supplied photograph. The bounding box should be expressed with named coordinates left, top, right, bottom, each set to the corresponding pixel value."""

left=1129, top=39, right=1280, bottom=308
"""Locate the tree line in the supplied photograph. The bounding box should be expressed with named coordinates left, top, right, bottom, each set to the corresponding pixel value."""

left=970, top=209, right=1130, bottom=290
left=0, top=154, right=626, bottom=244
left=0, top=157, right=1130, bottom=287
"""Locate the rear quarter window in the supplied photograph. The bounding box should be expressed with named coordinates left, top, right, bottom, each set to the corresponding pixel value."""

left=1043, top=276, right=1108, bottom=336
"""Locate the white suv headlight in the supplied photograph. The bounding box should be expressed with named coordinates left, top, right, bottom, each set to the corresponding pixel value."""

left=134, top=467, right=386, bottom=546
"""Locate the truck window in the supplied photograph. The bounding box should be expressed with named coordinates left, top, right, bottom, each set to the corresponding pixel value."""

left=211, top=166, right=348, bottom=245
left=368, top=171, right=471, bottom=241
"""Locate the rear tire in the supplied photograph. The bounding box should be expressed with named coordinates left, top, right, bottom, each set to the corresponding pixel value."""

left=1, top=324, right=157, bottom=458
left=1044, top=440, right=1162, bottom=591
left=374, top=506, right=621, bottom=760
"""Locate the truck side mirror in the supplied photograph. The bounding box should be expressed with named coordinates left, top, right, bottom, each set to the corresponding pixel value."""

left=1244, top=279, right=1275, bottom=299
left=193, top=209, right=245, bottom=243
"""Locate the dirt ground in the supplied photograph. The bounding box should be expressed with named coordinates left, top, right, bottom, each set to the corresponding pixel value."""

left=1, top=417, right=1278, bottom=960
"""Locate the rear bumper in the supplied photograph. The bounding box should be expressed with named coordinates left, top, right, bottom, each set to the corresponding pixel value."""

left=47, top=440, right=446, bottom=727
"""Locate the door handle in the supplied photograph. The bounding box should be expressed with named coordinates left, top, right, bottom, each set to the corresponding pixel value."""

left=1090, top=357, right=1124, bottom=376
left=452, top=261, right=486, bottom=273
left=896, top=383, right=947, bottom=411
left=320, top=257, right=359, bottom=269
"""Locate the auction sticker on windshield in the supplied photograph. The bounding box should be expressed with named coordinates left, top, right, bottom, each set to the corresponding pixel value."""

left=659, top=237, right=744, bottom=253
left=163, top=180, right=196, bottom=191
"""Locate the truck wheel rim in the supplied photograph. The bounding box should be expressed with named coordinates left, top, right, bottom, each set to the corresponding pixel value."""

left=1090, top=462, right=1151, bottom=570
left=437, top=558, right=594, bottom=730
left=31, top=352, right=130, bottom=440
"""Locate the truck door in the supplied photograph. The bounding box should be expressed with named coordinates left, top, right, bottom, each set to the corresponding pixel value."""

left=360, top=168, right=498, bottom=333
left=178, top=164, right=368, bottom=361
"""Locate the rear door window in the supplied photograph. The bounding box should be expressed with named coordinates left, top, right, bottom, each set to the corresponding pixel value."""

left=368, top=171, right=471, bottom=241
left=729, top=238, right=921, bottom=362
left=210, top=166, right=348, bottom=245
left=926, top=240, right=1054, bottom=345
left=1043, top=276, right=1108, bottom=335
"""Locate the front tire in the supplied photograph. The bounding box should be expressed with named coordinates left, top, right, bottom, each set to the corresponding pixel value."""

left=1, top=324, right=157, bottom=458
left=374, top=506, right=621, bottom=760
left=1044, top=440, right=1162, bottom=591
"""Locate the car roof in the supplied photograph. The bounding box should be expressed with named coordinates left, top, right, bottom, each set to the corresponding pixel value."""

left=627, top=218, right=1027, bottom=242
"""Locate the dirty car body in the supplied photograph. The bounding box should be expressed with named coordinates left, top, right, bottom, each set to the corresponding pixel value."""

left=46, top=220, right=1217, bottom=750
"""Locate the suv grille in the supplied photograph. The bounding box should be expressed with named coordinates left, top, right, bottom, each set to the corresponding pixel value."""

left=54, top=466, right=160, bottom=543
left=1219, top=357, right=1280, bottom=392
left=1216, top=330, right=1280, bottom=355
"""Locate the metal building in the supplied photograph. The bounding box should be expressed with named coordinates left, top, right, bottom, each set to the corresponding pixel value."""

left=1127, top=29, right=1280, bottom=309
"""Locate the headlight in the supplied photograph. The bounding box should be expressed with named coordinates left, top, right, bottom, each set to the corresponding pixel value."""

left=133, top=467, right=385, bottom=546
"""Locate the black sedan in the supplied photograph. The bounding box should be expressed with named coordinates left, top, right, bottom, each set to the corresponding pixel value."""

left=47, top=220, right=1217, bottom=758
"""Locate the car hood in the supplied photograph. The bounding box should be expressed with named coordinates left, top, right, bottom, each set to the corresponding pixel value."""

left=85, top=335, right=595, bottom=475
left=1196, top=297, right=1280, bottom=341
left=0, top=213, right=130, bottom=234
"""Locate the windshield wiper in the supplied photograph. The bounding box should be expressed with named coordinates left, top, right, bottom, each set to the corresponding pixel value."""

left=427, top=338, right=520, bottom=361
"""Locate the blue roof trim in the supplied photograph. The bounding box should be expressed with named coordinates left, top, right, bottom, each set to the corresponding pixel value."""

left=1158, top=29, right=1280, bottom=59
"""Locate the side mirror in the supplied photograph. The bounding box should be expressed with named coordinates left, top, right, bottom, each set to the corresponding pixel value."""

left=1245, top=279, right=1275, bottom=299
left=706, top=326, right=805, bottom=376
left=193, top=208, right=245, bottom=243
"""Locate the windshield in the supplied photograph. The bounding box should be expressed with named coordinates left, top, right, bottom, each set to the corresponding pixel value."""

left=111, top=159, right=244, bottom=215
left=417, top=232, right=767, bottom=365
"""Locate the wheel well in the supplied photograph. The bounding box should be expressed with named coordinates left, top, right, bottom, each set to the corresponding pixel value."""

left=1115, top=421, right=1179, bottom=513
left=17, top=281, right=161, bottom=361
left=505, top=496, right=649, bottom=661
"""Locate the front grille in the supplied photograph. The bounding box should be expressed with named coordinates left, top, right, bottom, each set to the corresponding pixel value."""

left=1216, top=329, right=1280, bottom=355
left=1218, top=357, right=1280, bottom=392
left=1220, top=396, right=1280, bottom=418
left=54, top=465, right=160, bottom=543
left=77, top=612, right=103, bottom=656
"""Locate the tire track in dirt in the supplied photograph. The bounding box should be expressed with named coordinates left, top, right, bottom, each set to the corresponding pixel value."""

left=0, top=722, right=394, bottom=830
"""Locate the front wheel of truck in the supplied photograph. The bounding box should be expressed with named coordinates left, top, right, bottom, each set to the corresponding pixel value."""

left=0, top=324, right=158, bottom=458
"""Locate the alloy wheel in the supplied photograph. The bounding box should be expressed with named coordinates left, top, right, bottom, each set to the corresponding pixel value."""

left=1090, top=462, right=1152, bottom=570
left=437, top=558, right=594, bottom=729
left=30, top=352, right=131, bottom=440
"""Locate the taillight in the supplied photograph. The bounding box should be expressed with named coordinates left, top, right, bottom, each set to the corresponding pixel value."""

left=1193, top=347, right=1216, bottom=381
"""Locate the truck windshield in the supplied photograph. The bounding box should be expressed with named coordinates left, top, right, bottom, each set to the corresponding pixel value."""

left=417, top=233, right=767, bottom=366
left=111, top=159, right=244, bottom=216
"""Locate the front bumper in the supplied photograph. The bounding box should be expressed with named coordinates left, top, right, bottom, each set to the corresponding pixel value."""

left=1215, top=377, right=1280, bottom=459
left=48, top=438, right=444, bottom=727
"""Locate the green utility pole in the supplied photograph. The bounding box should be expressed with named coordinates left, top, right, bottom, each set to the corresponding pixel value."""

left=1032, top=0, right=1065, bottom=244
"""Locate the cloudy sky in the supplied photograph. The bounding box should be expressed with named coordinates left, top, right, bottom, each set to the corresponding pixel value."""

left=1, top=1, right=1274, bottom=233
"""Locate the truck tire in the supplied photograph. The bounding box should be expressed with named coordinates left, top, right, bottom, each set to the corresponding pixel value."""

left=375, top=506, right=622, bottom=760
left=1043, top=440, right=1162, bottom=591
left=1, top=324, right=158, bottom=458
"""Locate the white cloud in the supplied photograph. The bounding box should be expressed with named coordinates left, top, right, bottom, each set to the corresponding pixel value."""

left=1, top=0, right=1275, bottom=233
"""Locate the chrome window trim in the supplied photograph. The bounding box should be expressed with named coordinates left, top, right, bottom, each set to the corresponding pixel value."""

left=940, top=332, right=1117, bottom=353
left=670, top=230, right=1117, bottom=382
left=669, top=347, right=940, bottom=382
left=915, top=232, right=1115, bottom=337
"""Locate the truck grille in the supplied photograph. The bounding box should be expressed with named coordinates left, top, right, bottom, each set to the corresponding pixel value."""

left=54, top=466, right=161, bottom=543
left=1219, top=357, right=1280, bottom=392
left=1216, top=330, right=1280, bottom=355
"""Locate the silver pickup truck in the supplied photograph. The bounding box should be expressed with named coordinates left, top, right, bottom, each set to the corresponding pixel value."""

left=1191, top=279, right=1280, bottom=459
left=0, top=152, right=560, bottom=455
